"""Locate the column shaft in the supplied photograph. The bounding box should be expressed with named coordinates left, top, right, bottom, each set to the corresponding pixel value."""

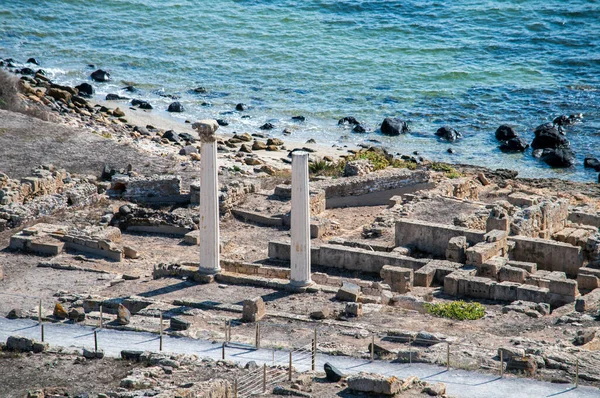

left=290, top=151, right=311, bottom=286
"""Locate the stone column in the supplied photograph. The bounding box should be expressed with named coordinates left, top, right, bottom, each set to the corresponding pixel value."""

left=193, top=120, right=221, bottom=274
left=290, top=151, right=312, bottom=287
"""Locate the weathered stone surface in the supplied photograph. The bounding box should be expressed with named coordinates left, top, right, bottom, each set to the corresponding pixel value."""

left=123, top=245, right=139, bottom=259
left=310, top=306, right=330, bottom=320
left=346, top=372, right=401, bottom=395
left=117, top=304, right=131, bottom=325
left=53, top=302, right=68, bottom=319
left=573, top=330, right=596, bottom=346
left=423, top=382, right=447, bottom=396
left=380, top=265, right=413, bottom=293
left=498, top=346, right=525, bottom=360
left=6, top=335, right=47, bottom=353
left=121, top=350, right=143, bottom=361
left=68, top=307, right=86, bottom=322
left=324, top=362, right=343, bottom=382
left=506, top=356, right=537, bottom=375
left=242, top=296, right=266, bottom=322
left=7, top=308, right=22, bottom=319
left=82, top=347, right=105, bottom=359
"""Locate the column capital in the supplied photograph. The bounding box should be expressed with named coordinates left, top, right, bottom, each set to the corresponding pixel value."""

left=193, top=119, right=219, bottom=142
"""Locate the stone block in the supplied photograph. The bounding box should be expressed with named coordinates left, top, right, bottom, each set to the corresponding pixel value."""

left=336, top=282, right=361, bottom=302
left=466, top=242, right=499, bottom=267
left=380, top=265, right=413, bottom=293
left=324, top=362, right=343, bottom=382
left=575, top=288, right=600, bottom=312
left=183, top=230, right=200, bottom=245
left=444, top=272, right=461, bottom=296
left=446, top=236, right=467, bottom=263
left=506, top=356, right=537, bottom=376
left=548, top=279, right=578, bottom=297
left=310, top=306, right=330, bottom=320
left=242, top=296, right=265, bottom=322
left=492, top=281, right=520, bottom=302
left=516, top=285, right=549, bottom=303
left=30, top=237, right=64, bottom=256
left=346, top=373, right=401, bottom=396
left=123, top=246, right=139, bottom=259
left=414, top=266, right=435, bottom=287
left=509, top=236, right=583, bottom=277
left=498, top=265, right=527, bottom=283
left=457, top=276, right=493, bottom=299
left=507, top=261, right=537, bottom=274
left=170, top=316, right=191, bottom=331
left=508, top=192, right=539, bottom=207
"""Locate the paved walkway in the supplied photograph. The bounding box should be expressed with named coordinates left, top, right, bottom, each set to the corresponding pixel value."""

left=1, top=317, right=598, bottom=397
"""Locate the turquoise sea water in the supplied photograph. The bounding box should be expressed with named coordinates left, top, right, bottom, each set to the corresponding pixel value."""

left=1, top=0, right=600, bottom=181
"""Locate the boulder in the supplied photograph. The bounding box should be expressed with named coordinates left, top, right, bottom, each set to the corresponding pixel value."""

left=498, top=346, right=525, bottom=360
left=584, top=157, right=600, bottom=171
left=167, top=101, right=185, bottom=112
left=106, top=93, right=129, bottom=101
left=338, top=116, right=360, bottom=125
left=531, top=124, right=569, bottom=149
left=540, top=148, right=575, bottom=168
left=292, top=115, right=306, bottom=122
left=346, top=373, right=401, bottom=395
left=260, top=122, right=275, bottom=130
left=310, top=307, right=330, bottom=320
left=179, top=145, right=198, bottom=156
left=26, top=57, right=39, bottom=65
left=90, top=69, right=110, bottom=82
left=267, top=138, right=284, bottom=146
left=112, top=107, right=125, bottom=117
left=553, top=114, right=580, bottom=126
left=235, top=103, right=247, bottom=111
left=252, top=141, right=267, bottom=150
left=117, top=304, right=131, bottom=325
left=336, top=282, right=361, bottom=302
left=83, top=347, right=104, bottom=359
left=123, top=246, right=138, bottom=259
left=170, top=316, right=191, bottom=331
left=53, top=302, right=68, bottom=319
left=345, top=302, right=363, bottom=317
left=344, top=159, right=373, bottom=177
left=242, top=297, right=265, bottom=322
left=68, top=307, right=86, bottom=322
left=75, top=83, right=94, bottom=97
left=131, top=99, right=153, bottom=109
left=506, top=356, right=537, bottom=376
left=495, top=125, right=517, bottom=141
left=6, top=336, right=47, bottom=353
left=7, top=308, right=22, bottom=319
left=216, top=119, right=229, bottom=126
left=499, top=137, right=529, bottom=153
left=47, top=87, right=72, bottom=103
left=380, top=117, right=409, bottom=136
left=352, top=124, right=367, bottom=133
left=324, top=362, right=343, bottom=382
left=573, top=330, right=596, bottom=346
left=435, top=126, right=461, bottom=142
left=423, top=382, right=446, bottom=396
left=162, top=130, right=180, bottom=143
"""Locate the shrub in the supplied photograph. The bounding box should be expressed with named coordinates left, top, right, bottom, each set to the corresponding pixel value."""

left=424, top=300, right=485, bottom=320
left=430, top=162, right=463, bottom=179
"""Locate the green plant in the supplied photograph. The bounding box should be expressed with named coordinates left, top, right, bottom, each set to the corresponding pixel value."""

left=430, top=162, right=463, bottom=179
left=424, top=300, right=485, bottom=320
left=308, top=158, right=343, bottom=176
left=391, top=159, right=418, bottom=170
left=232, top=165, right=242, bottom=172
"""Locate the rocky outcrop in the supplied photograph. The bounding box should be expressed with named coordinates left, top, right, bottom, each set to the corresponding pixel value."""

left=380, top=117, right=409, bottom=135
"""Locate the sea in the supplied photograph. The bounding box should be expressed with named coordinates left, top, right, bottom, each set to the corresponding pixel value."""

left=1, top=0, right=600, bottom=181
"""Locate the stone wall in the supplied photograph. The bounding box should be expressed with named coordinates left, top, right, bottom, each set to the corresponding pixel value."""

left=509, top=236, right=583, bottom=277
left=191, top=179, right=258, bottom=215
left=110, top=174, right=188, bottom=204
left=511, top=199, right=569, bottom=238
left=395, top=219, right=486, bottom=257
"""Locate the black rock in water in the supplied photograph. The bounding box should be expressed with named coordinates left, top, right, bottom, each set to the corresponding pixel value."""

left=584, top=157, right=600, bottom=172
left=235, top=103, right=247, bottom=111
left=132, top=99, right=153, bottom=109
left=292, top=115, right=305, bottom=122
left=26, top=57, right=39, bottom=65
left=324, top=362, right=343, bottom=382
left=106, top=93, right=129, bottom=101
left=352, top=124, right=366, bottom=133
left=495, top=125, right=517, bottom=141
left=381, top=117, right=409, bottom=135
left=338, top=116, right=360, bottom=125
left=167, top=101, right=185, bottom=112
left=540, top=148, right=575, bottom=168
left=216, top=119, right=229, bottom=126
left=75, top=83, right=94, bottom=97
left=531, top=123, right=569, bottom=149
left=260, top=122, right=274, bottom=130
left=435, top=126, right=462, bottom=142
left=90, top=69, right=110, bottom=82
left=499, top=137, right=529, bottom=153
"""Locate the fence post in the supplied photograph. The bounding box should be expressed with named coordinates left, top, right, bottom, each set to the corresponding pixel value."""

left=222, top=342, right=226, bottom=360
left=94, top=330, right=98, bottom=352
left=370, top=334, right=375, bottom=361
left=41, top=324, right=44, bottom=343
left=500, top=350, right=503, bottom=378
left=228, top=320, right=231, bottom=343
left=272, top=348, right=275, bottom=366
left=288, top=351, right=293, bottom=381
left=446, top=343, right=450, bottom=371
left=38, top=299, right=42, bottom=323
left=263, top=363, right=267, bottom=393
left=409, top=337, right=412, bottom=365
left=312, top=329, right=317, bottom=371
left=159, top=312, right=163, bottom=352
left=575, top=359, right=579, bottom=387
left=234, top=379, right=238, bottom=398
left=255, top=323, right=260, bottom=349
left=99, top=305, right=103, bottom=329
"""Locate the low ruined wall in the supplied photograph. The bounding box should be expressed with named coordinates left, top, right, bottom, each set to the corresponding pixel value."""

left=275, top=168, right=430, bottom=208
left=509, top=236, right=583, bottom=277
left=395, top=219, right=486, bottom=258
left=511, top=199, right=569, bottom=238
left=110, top=174, right=188, bottom=204
left=268, top=240, right=429, bottom=274
left=191, top=179, right=257, bottom=215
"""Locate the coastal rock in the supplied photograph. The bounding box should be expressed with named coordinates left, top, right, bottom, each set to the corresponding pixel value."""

left=26, top=57, right=39, bottom=65
left=235, top=103, right=247, bottom=111
left=584, top=157, right=600, bottom=171
left=216, top=119, right=229, bottom=126
left=338, top=116, right=360, bottom=125
left=18, top=67, right=35, bottom=76
left=531, top=124, right=569, bottom=149
left=131, top=99, right=153, bottom=109
left=106, top=93, right=129, bottom=101
left=499, top=137, right=529, bottom=153
left=167, top=101, right=185, bottom=112
left=292, top=115, right=306, bottom=122
left=162, top=130, right=180, bottom=143
left=191, top=86, right=208, bottom=93
left=68, top=307, right=86, bottom=322
left=112, top=107, right=125, bottom=117
left=47, top=88, right=72, bottom=103
left=75, top=83, right=94, bottom=97
left=541, top=148, right=575, bottom=168
left=7, top=309, right=22, bottom=319
left=353, top=124, right=367, bottom=133
left=381, top=117, right=409, bottom=136
left=435, top=126, right=461, bottom=142
left=260, top=122, right=275, bottom=130
left=553, top=114, right=581, bottom=126
left=179, top=145, right=197, bottom=156
left=495, top=125, right=517, bottom=141
left=252, top=141, right=267, bottom=150
left=90, top=69, right=110, bottom=82
left=267, top=138, right=283, bottom=146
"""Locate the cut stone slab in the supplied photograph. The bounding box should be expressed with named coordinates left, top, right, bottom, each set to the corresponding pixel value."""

left=170, top=316, right=191, bottom=331
left=336, top=282, right=361, bottom=302
left=345, top=302, right=363, bottom=317
left=242, top=296, right=266, bottom=322
left=346, top=372, right=401, bottom=395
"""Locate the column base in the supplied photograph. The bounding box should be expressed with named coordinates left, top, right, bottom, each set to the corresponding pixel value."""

left=289, top=279, right=313, bottom=288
